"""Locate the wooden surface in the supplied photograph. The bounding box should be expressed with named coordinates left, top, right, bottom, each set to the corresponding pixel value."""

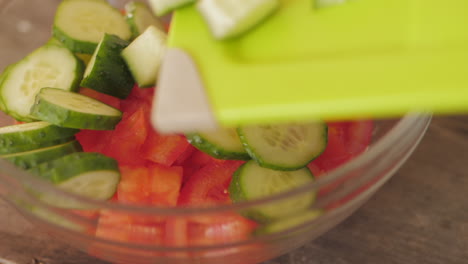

left=0, top=115, right=467, bottom=264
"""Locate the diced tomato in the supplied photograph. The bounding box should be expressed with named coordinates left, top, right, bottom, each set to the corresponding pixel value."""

left=147, top=164, right=183, bottom=206
left=79, top=87, right=121, bottom=109
left=165, top=217, right=189, bottom=247
left=127, top=85, right=155, bottom=104
left=308, top=120, right=374, bottom=202
left=140, top=129, right=191, bottom=167
left=309, top=120, right=374, bottom=174
left=117, top=164, right=183, bottom=207
left=117, top=166, right=151, bottom=205
left=187, top=213, right=257, bottom=246
left=181, top=150, right=224, bottom=183
left=178, top=160, right=245, bottom=206
left=95, top=210, right=165, bottom=246
left=75, top=129, right=113, bottom=153
left=174, top=144, right=197, bottom=166
left=120, top=95, right=152, bottom=118
left=103, top=108, right=148, bottom=166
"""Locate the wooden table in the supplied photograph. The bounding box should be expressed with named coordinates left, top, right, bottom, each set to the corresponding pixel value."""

left=1, top=115, right=467, bottom=264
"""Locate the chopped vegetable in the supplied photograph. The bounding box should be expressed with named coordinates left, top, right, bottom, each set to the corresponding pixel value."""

left=148, top=0, right=196, bottom=16
left=53, top=0, right=132, bottom=54
left=197, top=0, right=280, bottom=40
left=81, top=34, right=134, bottom=99
left=122, top=26, right=167, bottom=87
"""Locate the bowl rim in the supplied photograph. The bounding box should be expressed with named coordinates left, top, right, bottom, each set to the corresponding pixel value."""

left=0, top=112, right=432, bottom=215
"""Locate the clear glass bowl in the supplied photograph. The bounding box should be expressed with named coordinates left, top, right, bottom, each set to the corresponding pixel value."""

left=0, top=1, right=431, bottom=264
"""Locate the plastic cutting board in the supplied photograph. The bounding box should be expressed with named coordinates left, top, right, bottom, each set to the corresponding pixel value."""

left=153, top=0, right=468, bottom=133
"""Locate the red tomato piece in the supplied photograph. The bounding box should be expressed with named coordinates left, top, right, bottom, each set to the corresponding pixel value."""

left=120, top=95, right=152, bottom=118
left=173, top=144, right=197, bottom=166
left=75, top=129, right=113, bottom=153
left=117, top=166, right=151, bottom=205
left=79, top=87, right=121, bottom=109
left=127, top=85, right=155, bottom=103
left=308, top=120, right=374, bottom=200
left=178, top=160, right=245, bottom=206
left=95, top=210, right=165, bottom=246
left=147, top=164, right=183, bottom=206
left=140, top=129, right=191, bottom=167
left=187, top=213, right=257, bottom=246
left=309, top=120, right=374, bottom=174
left=103, top=108, right=149, bottom=166
left=117, top=164, right=183, bottom=207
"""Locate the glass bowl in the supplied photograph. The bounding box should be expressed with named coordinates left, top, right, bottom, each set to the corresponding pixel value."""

left=0, top=1, right=431, bottom=264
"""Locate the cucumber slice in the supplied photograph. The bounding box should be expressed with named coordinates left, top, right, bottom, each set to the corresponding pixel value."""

left=197, top=0, right=279, bottom=40
left=53, top=0, right=132, bottom=54
left=229, top=160, right=316, bottom=222
left=0, top=137, right=75, bottom=155
left=125, top=1, right=165, bottom=38
left=0, top=122, right=78, bottom=147
left=0, top=44, right=84, bottom=121
left=30, top=88, right=122, bottom=130
left=30, top=152, right=120, bottom=207
left=256, top=210, right=323, bottom=234
left=238, top=122, right=328, bottom=171
left=81, top=34, right=134, bottom=99
left=186, top=128, right=250, bottom=160
left=2, top=140, right=83, bottom=170
left=148, top=0, right=196, bottom=16
left=122, top=26, right=167, bottom=87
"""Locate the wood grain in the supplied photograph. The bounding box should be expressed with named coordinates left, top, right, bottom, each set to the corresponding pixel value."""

left=1, top=116, right=467, bottom=264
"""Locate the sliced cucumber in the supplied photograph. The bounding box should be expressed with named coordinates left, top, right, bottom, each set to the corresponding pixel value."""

left=0, top=44, right=84, bottom=121
left=125, top=1, right=165, bottom=38
left=197, top=0, right=279, bottom=40
left=53, top=0, right=132, bottom=54
left=2, top=140, right=83, bottom=170
left=256, top=210, right=323, bottom=234
left=122, top=26, right=167, bottom=87
left=30, top=88, right=122, bottom=130
left=0, top=137, right=75, bottom=155
left=0, top=121, right=79, bottom=148
left=229, top=160, right=316, bottom=222
left=81, top=34, right=134, bottom=99
left=186, top=128, right=250, bottom=160
left=238, top=122, right=328, bottom=171
left=148, top=0, right=196, bottom=16
left=29, top=152, right=120, bottom=207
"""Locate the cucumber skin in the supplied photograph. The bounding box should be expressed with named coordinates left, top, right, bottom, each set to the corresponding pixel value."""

left=28, top=152, right=119, bottom=184
left=237, top=124, right=328, bottom=171
left=53, top=27, right=98, bottom=54
left=80, top=34, right=135, bottom=99
left=52, top=0, right=131, bottom=54
left=0, top=137, right=76, bottom=155
left=186, top=133, right=251, bottom=161
left=30, top=89, right=123, bottom=131
left=2, top=140, right=83, bottom=170
left=0, top=44, right=85, bottom=122
left=0, top=123, right=79, bottom=149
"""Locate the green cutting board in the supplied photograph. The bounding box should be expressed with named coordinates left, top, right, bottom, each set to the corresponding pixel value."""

left=153, top=0, right=468, bottom=133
